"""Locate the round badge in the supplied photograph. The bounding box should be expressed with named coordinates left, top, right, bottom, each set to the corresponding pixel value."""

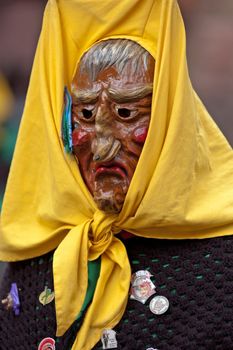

left=130, top=270, right=156, bottom=304
left=149, top=295, right=169, bottom=315
left=39, top=287, right=55, bottom=306
left=38, top=337, right=56, bottom=350
left=131, top=277, right=155, bottom=300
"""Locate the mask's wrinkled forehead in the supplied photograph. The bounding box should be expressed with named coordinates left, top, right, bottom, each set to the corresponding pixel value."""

left=77, top=39, right=152, bottom=81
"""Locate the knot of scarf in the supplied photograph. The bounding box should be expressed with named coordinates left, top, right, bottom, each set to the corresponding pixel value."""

left=88, top=210, right=118, bottom=260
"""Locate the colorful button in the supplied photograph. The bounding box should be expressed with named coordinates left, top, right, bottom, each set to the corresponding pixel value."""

left=101, top=329, right=117, bottom=349
left=149, top=295, right=169, bottom=315
left=1, top=283, right=20, bottom=315
left=39, top=286, right=55, bottom=306
left=38, top=337, right=56, bottom=350
left=130, top=270, right=156, bottom=304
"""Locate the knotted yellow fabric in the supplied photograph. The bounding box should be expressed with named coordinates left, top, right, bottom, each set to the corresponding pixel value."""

left=0, top=0, right=233, bottom=349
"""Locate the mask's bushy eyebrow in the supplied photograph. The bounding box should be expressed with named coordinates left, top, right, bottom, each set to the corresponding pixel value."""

left=108, top=84, right=153, bottom=103
left=71, top=85, right=101, bottom=104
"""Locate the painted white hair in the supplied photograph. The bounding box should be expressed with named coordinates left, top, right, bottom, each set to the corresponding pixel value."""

left=79, top=39, right=152, bottom=81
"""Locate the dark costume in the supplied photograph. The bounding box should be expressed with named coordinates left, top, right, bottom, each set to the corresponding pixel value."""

left=1, top=236, right=233, bottom=349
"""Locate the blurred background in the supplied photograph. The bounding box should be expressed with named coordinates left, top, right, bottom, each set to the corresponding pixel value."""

left=0, top=1, right=233, bottom=280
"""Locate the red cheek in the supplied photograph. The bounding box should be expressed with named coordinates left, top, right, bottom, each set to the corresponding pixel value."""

left=132, top=127, right=148, bottom=144
left=72, top=129, right=90, bottom=146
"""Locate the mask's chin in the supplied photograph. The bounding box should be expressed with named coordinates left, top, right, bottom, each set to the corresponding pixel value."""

left=93, top=176, right=128, bottom=214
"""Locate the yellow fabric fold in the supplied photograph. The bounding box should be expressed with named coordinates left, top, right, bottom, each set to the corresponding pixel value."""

left=0, top=0, right=233, bottom=349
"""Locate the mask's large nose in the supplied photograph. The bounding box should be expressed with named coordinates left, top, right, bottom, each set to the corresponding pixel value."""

left=91, top=103, right=121, bottom=162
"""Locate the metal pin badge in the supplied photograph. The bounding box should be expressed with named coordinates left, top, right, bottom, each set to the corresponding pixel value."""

left=38, top=337, right=56, bottom=350
left=101, top=329, right=117, bottom=349
left=149, top=295, right=169, bottom=315
left=130, top=270, right=156, bottom=304
left=39, top=286, right=55, bottom=306
left=1, top=283, right=20, bottom=315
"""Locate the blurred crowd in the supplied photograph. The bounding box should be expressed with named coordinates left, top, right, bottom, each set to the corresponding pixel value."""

left=0, top=1, right=46, bottom=207
left=0, top=0, right=233, bottom=208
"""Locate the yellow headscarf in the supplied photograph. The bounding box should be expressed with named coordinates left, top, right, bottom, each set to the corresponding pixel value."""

left=1, top=0, right=233, bottom=348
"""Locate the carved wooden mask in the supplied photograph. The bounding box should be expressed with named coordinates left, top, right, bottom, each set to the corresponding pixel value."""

left=71, top=40, right=155, bottom=213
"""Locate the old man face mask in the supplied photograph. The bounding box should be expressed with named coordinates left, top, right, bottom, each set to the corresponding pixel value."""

left=71, top=40, right=155, bottom=213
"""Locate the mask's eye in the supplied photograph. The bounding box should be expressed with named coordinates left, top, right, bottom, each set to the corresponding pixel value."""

left=115, top=106, right=138, bottom=120
left=77, top=107, right=95, bottom=121
left=81, top=109, right=92, bottom=119
left=118, top=108, right=131, bottom=118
